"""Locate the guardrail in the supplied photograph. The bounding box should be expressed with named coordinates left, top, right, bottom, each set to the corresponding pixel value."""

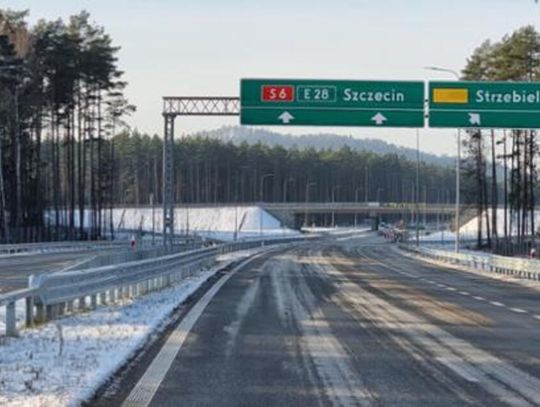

left=0, top=236, right=307, bottom=337
left=61, top=242, right=205, bottom=271
left=400, top=244, right=540, bottom=282
left=0, top=240, right=131, bottom=256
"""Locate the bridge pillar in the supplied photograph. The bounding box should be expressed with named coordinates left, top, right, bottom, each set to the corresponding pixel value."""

left=370, top=215, right=380, bottom=231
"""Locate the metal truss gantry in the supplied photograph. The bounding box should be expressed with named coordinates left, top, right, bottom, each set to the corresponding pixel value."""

left=162, top=97, right=240, bottom=246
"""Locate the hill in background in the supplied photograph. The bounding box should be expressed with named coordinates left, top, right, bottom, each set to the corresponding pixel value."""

left=192, top=126, right=454, bottom=167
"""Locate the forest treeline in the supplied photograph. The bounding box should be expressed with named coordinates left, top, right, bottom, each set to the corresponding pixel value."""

left=461, top=25, right=540, bottom=250
left=0, top=9, right=133, bottom=242
left=111, top=131, right=456, bottom=207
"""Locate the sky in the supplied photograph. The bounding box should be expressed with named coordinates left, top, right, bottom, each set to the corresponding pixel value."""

left=3, top=0, right=540, bottom=155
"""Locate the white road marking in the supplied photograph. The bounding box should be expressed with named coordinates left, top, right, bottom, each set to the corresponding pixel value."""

left=459, top=291, right=470, bottom=296
left=446, top=287, right=457, bottom=291
left=473, top=296, right=486, bottom=301
left=510, top=308, right=528, bottom=314
left=122, top=252, right=269, bottom=407
left=323, top=258, right=540, bottom=406
left=435, top=357, right=479, bottom=383
left=490, top=301, right=505, bottom=307
left=277, top=252, right=376, bottom=406
left=223, top=276, right=261, bottom=359
left=534, top=315, right=540, bottom=321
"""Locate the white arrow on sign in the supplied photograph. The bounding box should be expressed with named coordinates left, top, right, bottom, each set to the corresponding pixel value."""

left=278, top=111, right=295, bottom=124
left=371, top=112, right=387, bottom=125
left=469, top=113, right=481, bottom=126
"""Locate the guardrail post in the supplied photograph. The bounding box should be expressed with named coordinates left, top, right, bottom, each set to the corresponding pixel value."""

left=6, top=301, right=17, bottom=336
left=79, top=297, right=86, bottom=310
left=91, top=295, right=97, bottom=309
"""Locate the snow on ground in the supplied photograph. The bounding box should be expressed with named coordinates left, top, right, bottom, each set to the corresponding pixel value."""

left=421, top=209, right=540, bottom=243
left=461, top=208, right=540, bottom=237
left=0, top=248, right=265, bottom=407
left=302, top=226, right=370, bottom=235
left=47, top=206, right=300, bottom=242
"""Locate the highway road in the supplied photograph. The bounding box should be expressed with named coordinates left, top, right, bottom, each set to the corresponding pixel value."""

left=95, top=232, right=540, bottom=406
left=0, top=251, right=99, bottom=294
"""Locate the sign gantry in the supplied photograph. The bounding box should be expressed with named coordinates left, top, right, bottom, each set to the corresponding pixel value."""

left=161, top=97, right=239, bottom=246
left=162, top=79, right=540, bottom=245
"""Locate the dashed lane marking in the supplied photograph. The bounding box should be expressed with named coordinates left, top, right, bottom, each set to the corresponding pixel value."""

left=360, top=249, right=540, bottom=325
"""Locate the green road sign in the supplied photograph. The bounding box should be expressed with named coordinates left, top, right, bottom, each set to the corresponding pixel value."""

left=429, top=81, right=540, bottom=129
left=240, top=79, right=425, bottom=127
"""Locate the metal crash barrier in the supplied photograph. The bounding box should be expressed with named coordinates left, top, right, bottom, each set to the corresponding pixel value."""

left=0, top=236, right=308, bottom=337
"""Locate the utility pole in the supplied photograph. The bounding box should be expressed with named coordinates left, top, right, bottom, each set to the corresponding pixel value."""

left=455, top=129, right=461, bottom=253
left=355, top=187, right=362, bottom=228
left=416, top=128, right=420, bottom=247
left=424, top=66, right=461, bottom=252
left=283, top=177, right=294, bottom=203
left=150, top=193, right=155, bottom=246
left=364, top=163, right=369, bottom=203
left=331, top=185, right=341, bottom=228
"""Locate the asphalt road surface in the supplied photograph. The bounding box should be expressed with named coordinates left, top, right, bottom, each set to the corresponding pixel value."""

left=0, top=251, right=98, bottom=293
left=99, top=232, right=540, bottom=406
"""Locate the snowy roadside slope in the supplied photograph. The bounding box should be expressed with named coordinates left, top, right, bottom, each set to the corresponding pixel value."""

left=48, top=206, right=299, bottom=241
left=422, top=208, right=540, bottom=243
left=0, top=249, right=263, bottom=407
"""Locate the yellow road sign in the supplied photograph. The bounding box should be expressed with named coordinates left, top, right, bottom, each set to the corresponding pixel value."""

left=432, top=88, right=469, bottom=104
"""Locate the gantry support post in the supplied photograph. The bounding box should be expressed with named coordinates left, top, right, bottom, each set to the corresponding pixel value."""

left=163, top=113, right=175, bottom=247
left=161, top=97, right=240, bottom=248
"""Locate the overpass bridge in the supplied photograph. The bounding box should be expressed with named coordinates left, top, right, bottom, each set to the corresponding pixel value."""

left=123, top=202, right=457, bottom=215
left=261, top=202, right=455, bottom=216
left=261, top=202, right=456, bottom=228
left=120, top=202, right=458, bottom=229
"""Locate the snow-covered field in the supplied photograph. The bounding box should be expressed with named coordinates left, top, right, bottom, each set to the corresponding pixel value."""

left=48, top=206, right=300, bottom=242
left=0, top=249, right=265, bottom=407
